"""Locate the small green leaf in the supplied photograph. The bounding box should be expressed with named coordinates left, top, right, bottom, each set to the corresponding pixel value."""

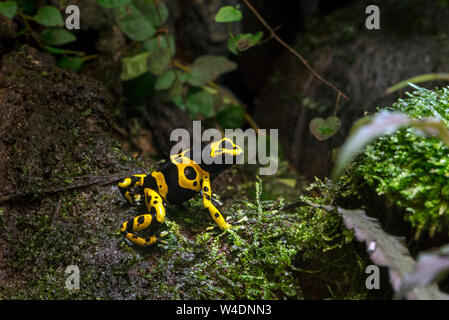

left=227, top=37, right=240, bottom=55
left=168, top=79, right=183, bottom=99
left=143, top=35, right=175, bottom=57
left=57, top=57, right=83, bottom=72
left=115, top=3, right=156, bottom=41
left=41, top=28, right=76, bottom=46
left=97, top=0, right=131, bottom=8
left=34, top=6, right=64, bottom=27
left=147, top=47, right=172, bottom=76
left=134, top=0, right=169, bottom=28
left=216, top=105, right=246, bottom=129
left=120, top=52, right=150, bottom=81
left=185, top=89, right=216, bottom=118
left=215, top=6, right=242, bottom=23
left=177, top=72, right=189, bottom=83
left=309, top=116, right=341, bottom=141
left=0, top=1, right=18, bottom=20
left=227, top=32, right=263, bottom=55
left=188, top=55, right=237, bottom=86
left=171, top=95, right=186, bottom=111
left=154, top=70, right=175, bottom=90
left=250, top=31, right=264, bottom=45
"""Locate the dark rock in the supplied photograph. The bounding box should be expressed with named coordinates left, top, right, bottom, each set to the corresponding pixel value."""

left=144, top=100, right=194, bottom=158
left=0, top=13, right=17, bottom=39
left=253, top=0, right=449, bottom=177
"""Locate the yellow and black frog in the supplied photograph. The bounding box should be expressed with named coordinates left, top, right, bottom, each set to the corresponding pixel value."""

left=117, top=137, right=243, bottom=246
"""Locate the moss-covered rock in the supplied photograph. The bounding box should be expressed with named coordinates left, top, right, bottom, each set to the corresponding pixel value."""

left=347, top=86, right=449, bottom=235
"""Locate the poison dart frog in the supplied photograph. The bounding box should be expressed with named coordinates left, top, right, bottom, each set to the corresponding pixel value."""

left=118, top=137, right=243, bottom=246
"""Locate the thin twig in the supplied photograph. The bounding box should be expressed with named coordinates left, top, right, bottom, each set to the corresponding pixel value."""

left=18, top=9, right=43, bottom=48
left=240, top=0, right=350, bottom=101
left=333, top=93, right=342, bottom=117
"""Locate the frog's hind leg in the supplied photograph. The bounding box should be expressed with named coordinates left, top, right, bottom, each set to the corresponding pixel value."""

left=120, top=188, right=166, bottom=246
left=120, top=214, right=158, bottom=246
left=117, top=174, right=147, bottom=206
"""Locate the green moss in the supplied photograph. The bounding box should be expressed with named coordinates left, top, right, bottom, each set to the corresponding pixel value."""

left=137, top=178, right=368, bottom=299
left=348, top=86, right=449, bottom=234
left=1, top=172, right=367, bottom=299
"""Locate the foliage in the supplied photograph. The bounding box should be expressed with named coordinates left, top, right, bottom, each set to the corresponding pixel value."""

left=95, top=0, right=245, bottom=125
left=1, top=0, right=83, bottom=70
left=3, top=0, right=249, bottom=127
left=214, top=5, right=243, bottom=23
left=0, top=1, right=18, bottom=19
left=215, top=5, right=264, bottom=56
left=339, top=86, right=449, bottom=234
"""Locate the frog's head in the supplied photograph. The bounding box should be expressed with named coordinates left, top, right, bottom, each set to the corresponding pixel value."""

left=202, top=137, right=243, bottom=174
left=209, top=137, right=243, bottom=158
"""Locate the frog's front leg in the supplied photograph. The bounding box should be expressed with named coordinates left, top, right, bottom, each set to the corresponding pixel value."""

left=120, top=188, right=166, bottom=246
left=201, top=174, right=231, bottom=230
left=118, top=174, right=147, bottom=205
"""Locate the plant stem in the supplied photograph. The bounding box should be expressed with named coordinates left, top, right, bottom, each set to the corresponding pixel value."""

left=18, top=9, right=43, bottom=48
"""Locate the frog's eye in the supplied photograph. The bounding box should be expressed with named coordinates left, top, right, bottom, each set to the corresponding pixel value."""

left=184, top=166, right=197, bottom=180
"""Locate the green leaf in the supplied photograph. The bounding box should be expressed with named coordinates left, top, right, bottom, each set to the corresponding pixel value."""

left=216, top=105, right=246, bottom=129
left=177, top=72, right=189, bottom=83
left=115, top=3, right=156, bottom=42
left=147, top=47, right=172, bottom=76
left=34, top=6, right=64, bottom=27
left=251, top=31, right=264, bottom=45
left=134, top=0, right=169, bottom=28
left=188, top=55, right=237, bottom=86
left=120, top=52, right=150, bottom=81
left=309, top=116, right=341, bottom=141
left=168, top=79, right=183, bottom=99
left=57, top=57, right=83, bottom=72
left=185, top=89, right=216, bottom=118
left=97, top=0, right=131, bottom=8
left=41, top=28, right=76, bottom=46
left=0, top=1, right=18, bottom=20
left=154, top=69, right=175, bottom=90
left=171, top=95, right=185, bottom=111
left=227, top=32, right=263, bottom=55
left=215, top=6, right=242, bottom=23
left=143, top=35, right=175, bottom=57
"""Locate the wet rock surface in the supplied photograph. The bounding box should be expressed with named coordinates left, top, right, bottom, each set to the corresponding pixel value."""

left=0, top=48, right=151, bottom=298
left=0, top=48, right=247, bottom=299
